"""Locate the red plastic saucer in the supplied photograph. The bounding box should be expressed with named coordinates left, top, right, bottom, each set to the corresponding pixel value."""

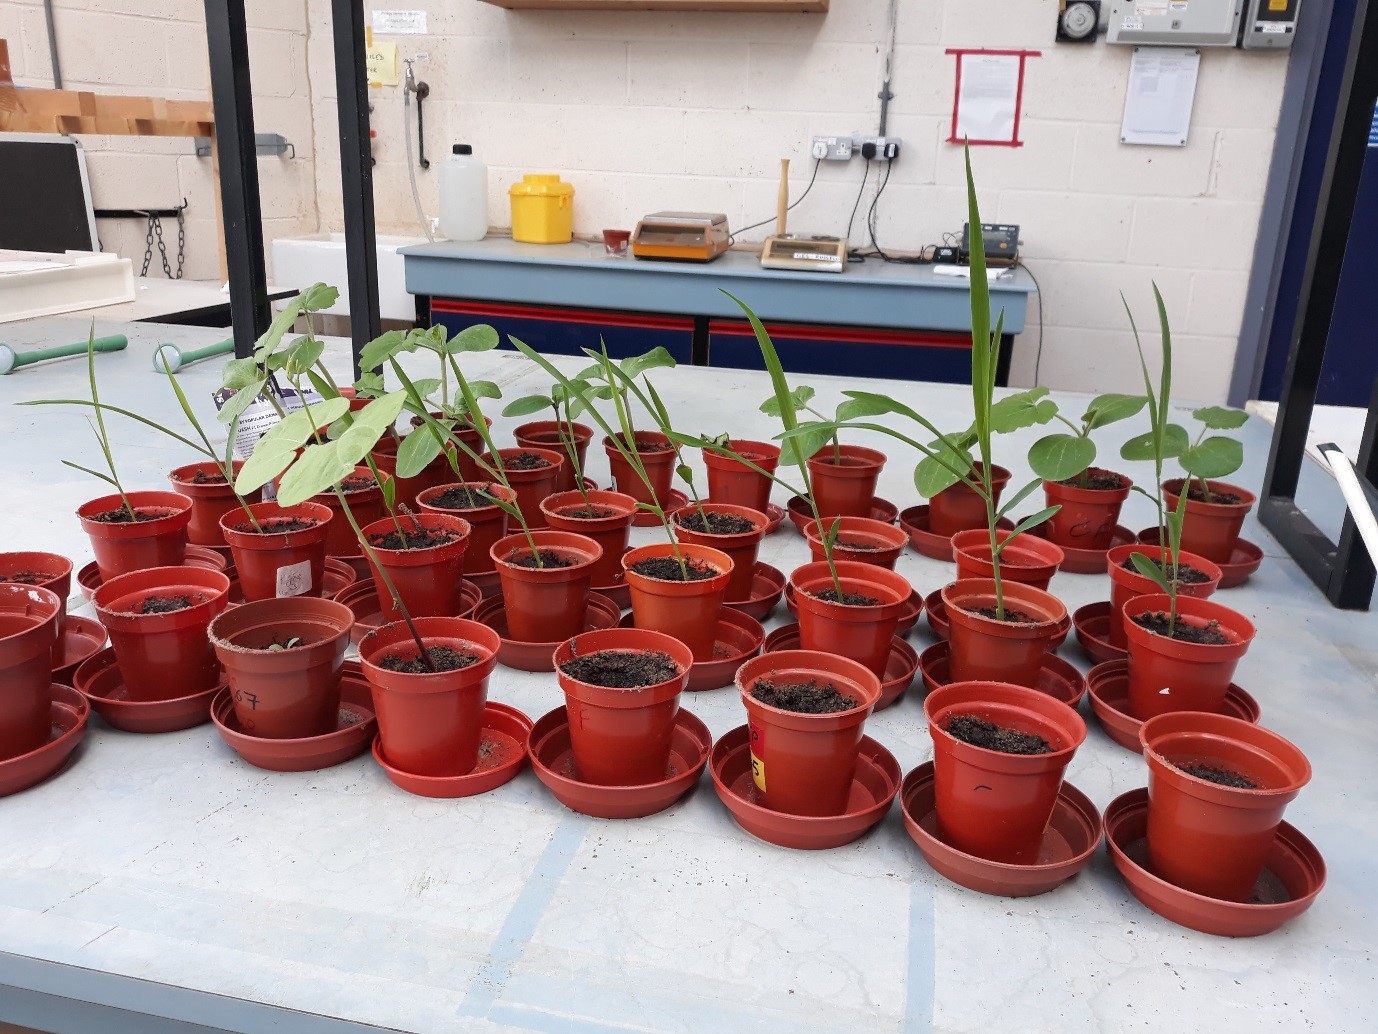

left=592, top=547, right=633, bottom=611
left=51, top=614, right=107, bottom=685
left=783, top=582, right=923, bottom=636
left=77, top=544, right=228, bottom=599
left=923, top=589, right=1069, bottom=648
left=474, top=592, right=622, bottom=672
left=1021, top=521, right=1135, bottom=575
left=468, top=570, right=503, bottom=598
left=333, top=554, right=373, bottom=582
left=722, top=562, right=786, bottom=622
left=918, top=640, right=1087, bottom=708
left=1104, top=788, right=1325, bottom=937
left=632, top=489, right=689, bottom=527
left=211, top=660, right=377, bottom=771
left=1071, top=601, right=1125, bottom=665
left=528, top=705, right=711, bottom=819
left=372, top=701, right=533, bottom=798
left=901, top=761, right=1102, bottom=897
left=1086, top=659, right=1260, bottom=753
left=787, top=494, right=898, bottom=534
left=334, top=578, right=482, bottom=646
left=898, top=505, right=1014, bottom=561
left=1136, top=528, right=1264, bottom=589
left=0, top=685, right=89, bottom=797
left=762, top=623, right=917, bottom=710
left=711, top=726, right=900, bottom=849
left=73, top=647, right=221, bottom=733
left=619, top=608, right=764, bottom=690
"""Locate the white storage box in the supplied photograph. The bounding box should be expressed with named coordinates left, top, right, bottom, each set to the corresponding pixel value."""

left=0, top=250, right=135, bottom=322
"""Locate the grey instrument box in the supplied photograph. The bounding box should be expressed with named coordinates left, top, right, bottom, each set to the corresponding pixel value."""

left=1107, top=0, right=1243, bottom=46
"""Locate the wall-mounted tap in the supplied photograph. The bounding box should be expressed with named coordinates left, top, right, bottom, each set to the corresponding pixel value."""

left=403, top=54, right=430, bottom=170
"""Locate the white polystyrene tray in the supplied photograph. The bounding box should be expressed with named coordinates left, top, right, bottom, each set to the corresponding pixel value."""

left=0, top=249, right=135, bottom=321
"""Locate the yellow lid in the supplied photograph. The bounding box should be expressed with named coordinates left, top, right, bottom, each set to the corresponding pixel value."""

left=509, top=174, right=574, bottom=198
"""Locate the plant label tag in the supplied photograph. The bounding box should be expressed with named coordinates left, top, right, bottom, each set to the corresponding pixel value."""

left=748, top=722, right=766, bottom=793
left=276, top=560, right=312, bottom=598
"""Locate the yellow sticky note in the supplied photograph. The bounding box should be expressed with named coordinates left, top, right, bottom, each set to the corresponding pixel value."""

left=1269, top=0, right=1287, bottom=8
left=367, top=42, right=398, bottom=88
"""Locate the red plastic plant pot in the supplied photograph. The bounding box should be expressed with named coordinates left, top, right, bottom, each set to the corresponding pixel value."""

left=361, top=513, right=471, bottom=621
left=491, top=530, right=602, bottom=644
left=802, top=516, right=907, bottom=570
left=1106, top=545, right=1222, bottom=649
left=417, top=482, right=515, bottom=576
left=0, top=552, right=73, bottom=635
left=371, top=429, right=467, bottom=508
left=789, top=560, right=912, bottom=678
left=553, top=626, right=692, bottom=786
left=540, top=490, right=638, bottom=586
left=168, top=460, right=258, bottom=547
left=1123, top=593, right=1256, bottom=721
left=78, top=490, right=192, bottom=582
left=0, top=584, right=62, bottom=760
left=925, top=680, right=1087, bottom=865
left=358, top=616, right=501, bottom=777
left=484, top=448, right=564, bottom=529
left=1141, top=711, right=1311, bottom=902
left=402, top=414, right=491, bottom=484
left=736, top=649, right=881, bottom=817
left=806, top=444, right=886, bottom=519
left=705, top=438, right=780, bottom=514
left=314, top=466, right=388, bottom=557
left=671, top=503, right=768, bottom=602
left=92, top=566, right=230, bottom=702
left=928, top=463, right=1011, bottom=538
left=1041, top=469, right=1132, bottom=551
left=1163, top=478, right=1257, bottom=565
left=603, top=431, right=676, bottom=509
left=220, top=501, right=333, bottom=602
left=515, top=420, right=593, bottom=494
left=209, top=595, right=354, bottom=738
left=952, top=529, right=1065, bottom=590
left=941, top=578, right=1069, bottom=689
left=622, top=542, right=732, bottom=662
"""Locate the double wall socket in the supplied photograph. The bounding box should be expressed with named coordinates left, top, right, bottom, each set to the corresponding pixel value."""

left=810, top=134, right=901, bottom=161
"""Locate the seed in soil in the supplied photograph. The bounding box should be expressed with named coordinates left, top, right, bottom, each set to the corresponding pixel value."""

left=836, top=538, right=881, bottom=550
left=181, top=469, right=228, bottom=485
left=1060, top=471, right=1128, bottom=491
left=370, top=527, right=461, bottom=551
left=1120, top=556, right=1212, bottom=584
left=968, top=605, right=1039, bottom=624
left=338, top=476, right=376, bottom=493
left=136, top=594, right=196, bottom=615
left=89, top=507, right=164, bottom=524
left=260, top=635, right=307, bottom=652
left=560, top=648, right=680, bottom=688
left=675, top=510, right=757, bottom=535
left=617, top=434, right=672, bottom=453
left=629, top=556, right=719, bottom=582
left=751, top=678, right=857, bottom=714
left=430, top=486, right=499, bottom=509
left=811, top=588, right=881, bottom=606
left=505, top=548, right=575, bottom=569
left=502, top=452, right=553, bottom=471
left=1174, top=762, right=1258, bottom=789
left=236, top=517, right=317, bottom=534
left=561, top=506, right=615, bottom=520
left=1132, top=612, right=1231, bottom=645
left=1184, top=485, right=1244, bottom=505
left=945, top=714, right=1052, bottom=755
left=377, top=646, right=478, bottom=673
left=0, top=571, right=57, bottom=585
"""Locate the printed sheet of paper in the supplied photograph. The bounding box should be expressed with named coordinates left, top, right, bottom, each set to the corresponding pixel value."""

left=955, top=54, right=1022, bottom=144
left=1121, top=47, right=1201, bottom=147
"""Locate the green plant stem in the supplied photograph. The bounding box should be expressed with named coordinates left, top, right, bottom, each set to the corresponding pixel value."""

left=558, top=398, right=594, bottom=511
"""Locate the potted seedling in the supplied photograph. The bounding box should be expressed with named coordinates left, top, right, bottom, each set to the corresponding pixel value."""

left=506, top=381, right=596, bottom=494
left=761, top=382, right=887, bottom=519
left=1161, top=406, right=1254, bottom=564
left=701, top=430, right=780, bottom=514
left=577, top=345, right=681, bottom=510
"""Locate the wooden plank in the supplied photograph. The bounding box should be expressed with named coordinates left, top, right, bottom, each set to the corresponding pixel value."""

left=475, top=0, right=826, bottom=8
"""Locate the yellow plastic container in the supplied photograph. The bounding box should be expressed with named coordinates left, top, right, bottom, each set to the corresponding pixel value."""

left=509, top=175, right=575, bottom=244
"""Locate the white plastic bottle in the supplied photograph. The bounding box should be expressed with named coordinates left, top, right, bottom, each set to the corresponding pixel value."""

left=438, top=144, right=488, bottom=242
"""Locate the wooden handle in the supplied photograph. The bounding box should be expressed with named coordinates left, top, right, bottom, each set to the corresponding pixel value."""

left=775, top=158, right=790, bottom=237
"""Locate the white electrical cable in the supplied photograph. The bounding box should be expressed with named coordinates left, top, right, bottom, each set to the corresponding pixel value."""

left=1317, top=441, right=1378, bottom=567
left=403, top=78, right=436, bottom=243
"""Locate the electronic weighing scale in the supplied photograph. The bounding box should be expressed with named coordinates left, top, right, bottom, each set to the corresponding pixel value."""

left=631, top=212, right=730, bottom=262
left=759, top=158, right=848, bottom=274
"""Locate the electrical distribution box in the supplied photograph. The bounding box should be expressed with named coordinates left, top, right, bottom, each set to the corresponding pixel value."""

left=1239, top=0, right=1301, bottom=49
left=1107, top=0, right=1243, bottom=46
left=960, top=223, right=1021, bottom=267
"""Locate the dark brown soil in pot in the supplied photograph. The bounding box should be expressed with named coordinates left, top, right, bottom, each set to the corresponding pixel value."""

left=945, top=714, right=1052, bottom=755
left=751, top=678, right=857, bottom=714
left=560, top=649, right=679, bottom=688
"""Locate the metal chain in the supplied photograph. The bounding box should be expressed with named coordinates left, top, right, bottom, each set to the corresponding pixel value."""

left=140, top=216, right=154, bottom=277
left=139, top=205, right=187, bottom=280
left=175, top=207, right=185, bottom=280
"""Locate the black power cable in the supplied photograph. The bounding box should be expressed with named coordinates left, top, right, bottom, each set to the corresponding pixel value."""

left=731, top=158, right=822, bottom=245
left=1015, top=259, right=1045, bottom=383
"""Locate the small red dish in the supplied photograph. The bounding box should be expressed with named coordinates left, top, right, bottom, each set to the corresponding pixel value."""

left=51, top=614, right=107, bottom=685
left=77, top=543, right=228, bottom=599
left=592, top=547, right=633, bottom=611
left=1086, top=659, right=1260, bottom=752
left=334, top=578, right=482, bottom=646
left=73, top=647, right=221, bottom=733
left=917, top=641, right=1086, bottom=708
left=528, top=705, right=711, bottom=819
left=0, top=685, right=89, bottom=798
left=474, top=592, right=622, bottom=672
left=333, top=554, right=373, bottom=582
left=372, top=702, right=532, bottom=798
left=787, top=495, right=898, bottom=534
left=632, top=489, right=689, bottom=527
left=762, top=623, right=917, bottom=710
left=898, top=505, right=1014, bottom=561
left=1021, top=521, right=1135, bottom=575
left=763, top=502, right=786, bottom=533
left=1136, top=527, right=1264, bottom=589
left=211, top=660, right=377, bottom=771
left=619, top=609, right=764, bottom=690
left=783, top=582, right=923, bottom=636
left=901, top=761, right=1102, bottom=897
left=711, top=726, right=899, bottom=850
left=1071, top=601, right=1125, bottom=665
left=722, top=562, right=786, bottom=622
left=923, top=589, right=1070, bottom=648
left=1104, top=788, right=1325, bottom=937
left=468, top=570, right=503, bottom=598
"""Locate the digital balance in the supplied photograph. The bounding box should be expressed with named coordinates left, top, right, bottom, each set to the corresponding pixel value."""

left=631, top=212, right=730, bottom=262
left=759, top=158, right=848, bottom=274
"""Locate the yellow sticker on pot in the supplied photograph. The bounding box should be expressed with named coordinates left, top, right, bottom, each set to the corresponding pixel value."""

left=748, top=721, right=766, bottom=792
left=750, top=752, right=766, bottom=792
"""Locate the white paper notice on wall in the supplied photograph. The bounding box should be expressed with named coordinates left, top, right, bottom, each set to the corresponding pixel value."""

left=372, top=10, right=427, bottom=35
left=955, top=54, right=1021, bottom=144
left=1120, top=47, right=1201, bottom=147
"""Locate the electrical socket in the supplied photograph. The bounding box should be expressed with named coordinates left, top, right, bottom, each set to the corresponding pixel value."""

left=852, top=134, right=901, bottom=161
left=810, top=135, right=853, bottom=161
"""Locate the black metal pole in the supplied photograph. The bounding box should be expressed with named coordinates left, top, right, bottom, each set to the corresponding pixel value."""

left=331, top=0, right=381, bottom=378
left=203, top=0, right=269, bottom=359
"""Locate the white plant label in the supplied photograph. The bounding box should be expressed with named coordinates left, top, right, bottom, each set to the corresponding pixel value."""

left=276, top=560, right=312, bottom=598
left=372, top=10, right=427, bottom=34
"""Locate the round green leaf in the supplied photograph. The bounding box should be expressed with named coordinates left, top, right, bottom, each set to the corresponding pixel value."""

left=446, top=324, right=500, bottom=353
left=502, top=394, right=553, bottom=418
left=989, top=387, right=1056, bottom=433
left=1028, top=433, right=1096, bottom=482
left=277, top=443, right=355, bottom=506
left=395, top=426, right=445, bottom=479
left=1192, top=405, right=1249, bottom=431
left=235, top=439, right=296, bottom=494
left=1181, top=436, right=1244, bottom=480
left=1084, top=393, right=1147, bottom=429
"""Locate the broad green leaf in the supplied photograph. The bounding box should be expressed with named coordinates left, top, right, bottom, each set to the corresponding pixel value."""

left=264, top=347, right=294, bottom=372
left=445, top=324, right=500, bottom=354
left=621, top=346, right=677, bottom=379
left=1162, top=423, right=1189, bottom=458
left=1028, top=433, right=1097, bottom=482
left=380, top=473, right=396, bottom=511
left=1181, top=436, right=1244, bottom=480
left=836, top=394, right=901, bottom=421
left=466, top=379, right=502, bottom=402
left=287, top=337, right=324, bottom=375
left=676, top=464, right=694, bottom=484
left=1128, top=552, right=1175, bottom=595
left=277, top=444, right=356, bottom=507
left=406, top=378, right=442, bottom=404
left=778, top=425, right=831, bottom=468
left=503, top=394, right=554, bottom=418
left=216, top=378, right=267, bottom=425
left=300, top=283, right=340, bottom=312
left=760, top=384, right=815, bottom=418
left=913, top=439, right=974, bottom=498
left=264, top=397, right=350, bottom=446
left=332, top=422, right=386, bottom=469
left=1192, top=405, right=1249, bottom=431
left=1085, top=393, right=1147, bottom=430
left=350, top=391, right=409, bottom=434
left=354, top=370, right=385, bottom=398
left=989, top=387, right=1056, bottom=433
left=222, top=356, right=261, bottom=391
left=1120, top=431, right=1157, bottom=463
left=235, top=439, right=297, bottom=494
left=359, top=329, right=412, bottom=373
left=395, top=425, right=445, bottom=479
left=254, top=298, right=303, bottom=359
left=306, top=369, right=339, bottom=403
